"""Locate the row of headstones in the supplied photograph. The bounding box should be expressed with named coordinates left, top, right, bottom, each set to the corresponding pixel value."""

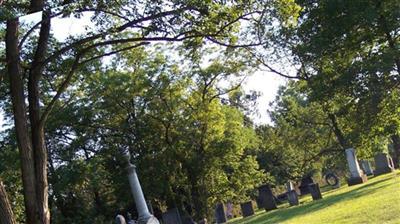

left=214, top=182, right=323, bottom=223
left=161, top=151, right=396, bottom=224
left=360, top=152, right=396, bottom=176
left=346, top=149, right=396, bottom=186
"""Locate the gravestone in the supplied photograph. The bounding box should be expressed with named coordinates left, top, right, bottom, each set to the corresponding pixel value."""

left=240, top=201, right=254, bottom=217
left=287, top=190, right=299, bottom=206
left=389, top=157, right=395, bottom=168
left=345, top=148, right=368, bottom=186
left=374, top=153, right=395, bottom=176
left=286, top=181, right=295, bottom=191
left=255, top=197, right=263, bottom=209
left=215, top=203, right=227, bottom=223
left=299, top=176, right=314, bottom=195
left=308, top=183, right=322, bottom=200
left=258, top=185, right=277, bottom=211
left=325, top=173, right=340, bottom=188
left=360, top=160, right=374, bottom=176
left=162, top=208, right=182, bottom=224
left=116, top=215, right=127, bottom=224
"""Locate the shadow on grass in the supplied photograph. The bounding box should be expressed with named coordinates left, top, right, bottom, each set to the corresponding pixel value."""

left=232, top=173, right=397, bottom=224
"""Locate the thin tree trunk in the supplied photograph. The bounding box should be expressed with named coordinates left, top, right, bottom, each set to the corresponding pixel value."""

left=6, top=18, right=39, bottom=224
left=0, top=180, right=16, bottom=224
left=327, top=113, right=350, bottom=149
left=390, top=134, right=400, bottom=168
left=28, top=10, right=51, bottom=224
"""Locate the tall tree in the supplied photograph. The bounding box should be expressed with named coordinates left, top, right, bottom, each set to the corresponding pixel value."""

left=2, top=1, right=272, bottom=222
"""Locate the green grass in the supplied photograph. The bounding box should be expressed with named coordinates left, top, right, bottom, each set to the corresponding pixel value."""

left=230, top=170, right=400, bottom=224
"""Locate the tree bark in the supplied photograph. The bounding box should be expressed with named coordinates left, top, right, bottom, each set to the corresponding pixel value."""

left=0, top=180, right=16, bottom=224
left=327, top=113, right=350, bottom=150
left=28, top=10, right=51, bottom=224
left=6, top=18, right=40, bottom=224
left=390, top=134, right=400, bottom=168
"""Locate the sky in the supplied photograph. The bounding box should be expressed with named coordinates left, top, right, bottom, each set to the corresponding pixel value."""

left=0, top=11, right=288, bottom=130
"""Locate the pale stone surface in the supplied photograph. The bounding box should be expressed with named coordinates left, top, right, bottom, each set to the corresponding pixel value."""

left=116, top=215, right=127, bottom=224
left=286, top=181, right=295, bottom=191
left=345, top=148, right=363, bottom=178
left=345, top=148, right=368, bottom=186
left=124, top=151, right=160, bottom=224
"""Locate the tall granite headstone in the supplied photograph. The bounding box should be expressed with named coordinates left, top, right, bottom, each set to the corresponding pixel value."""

left=240, top=201, right=255, bottom=217
left=360, top=160, right=374, bottom=176
left=374, top=153, right=395, bottom=176
left=345, top=148, right=368, bottom=186
left=258, top=185, right=277, bottom=211
left=162, top=208, right=182, bottom=224
left=215, top=203, right=227, bottom=223
left=308, top=183, right=322, bottom=200
left=287, top=190, right=299, bottom=206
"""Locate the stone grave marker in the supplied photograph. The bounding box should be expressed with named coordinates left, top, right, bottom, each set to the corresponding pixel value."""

left=325, top=172, right=340, bottom=188
left=240, top=201, right=255, bottom=217
left=116, top=215, right=127, bottom=224
left=308, top=183, right=322, bottom=200
left=299, top=176, right=314, bottom=195
left=360, top=160, right=374, bottom=176
left=374, top=153, right=395, bottom=176
left=287, top=190, right=299, bottom=206
left=258, top=185, right=277, bottom=211
left=286, top=181, right=295, bottom=191
left=345, top=148, right=368, bottom=186
left=215, top=203, right=227, bottom=223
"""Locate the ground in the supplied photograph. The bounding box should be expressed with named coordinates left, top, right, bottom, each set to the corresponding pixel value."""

left=230, top=170, right=400, bottom=224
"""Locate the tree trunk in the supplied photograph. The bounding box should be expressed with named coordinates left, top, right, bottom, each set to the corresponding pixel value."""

left=390, top=134, right=400, bottom=168
left=0, top=180, right=16, bottom=224
left=6, top=18, right=39, bottom=224
left=327, top=113, right=350, bottom=149
left=6, top=9, right=51, bottom=223
left=28, top=10, right=51, bottom=224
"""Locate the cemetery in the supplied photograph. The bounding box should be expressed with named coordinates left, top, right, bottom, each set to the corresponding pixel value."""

left=1, top=1, right=400, bottom=224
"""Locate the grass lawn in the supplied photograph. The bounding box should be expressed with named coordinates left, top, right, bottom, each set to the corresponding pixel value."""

left=230, top=170, right=400, bottom=224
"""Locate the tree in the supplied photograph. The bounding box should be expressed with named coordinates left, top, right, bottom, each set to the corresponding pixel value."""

left=17, top=45, right=264, bottom=222
left=2, top=1, right=271, bottom=222
left=0, top=179, right=16, bottom=224
left=255, top=0, right=400, bottom=161
left=256, top=81, right=345, bottom=185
